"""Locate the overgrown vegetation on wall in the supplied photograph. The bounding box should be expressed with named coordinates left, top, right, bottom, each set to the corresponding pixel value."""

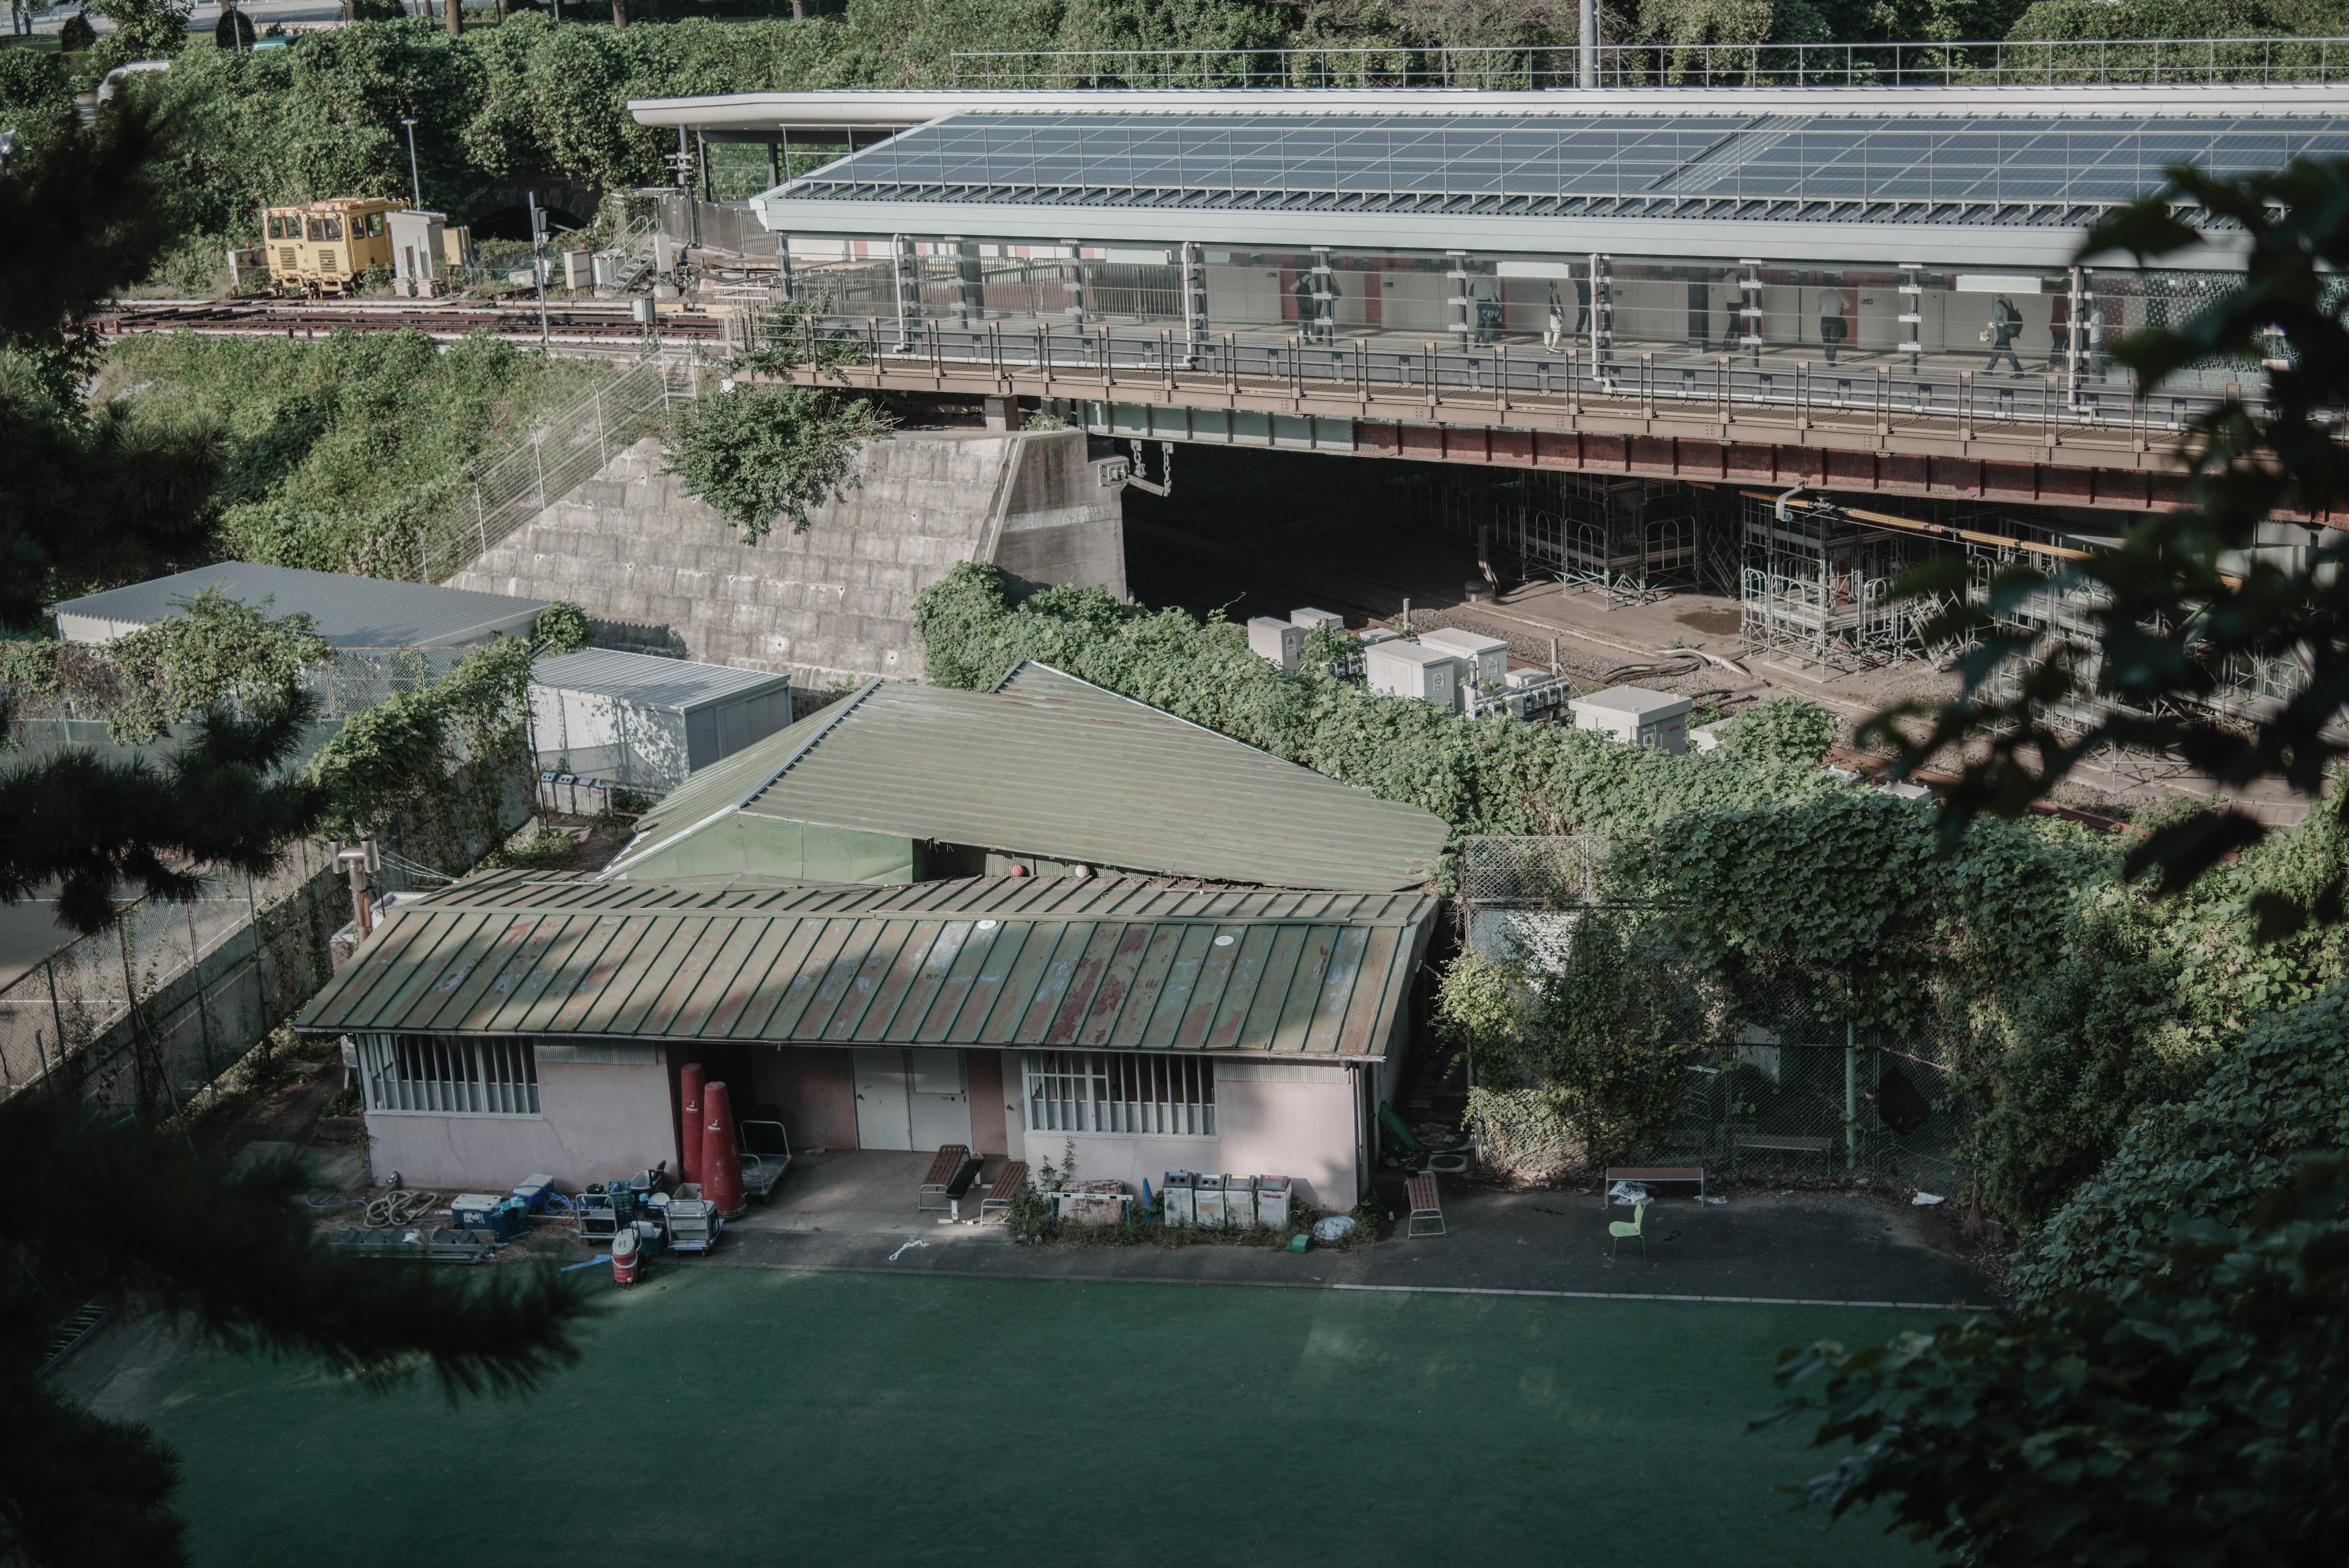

left=662, top=382, right=894, bottom=539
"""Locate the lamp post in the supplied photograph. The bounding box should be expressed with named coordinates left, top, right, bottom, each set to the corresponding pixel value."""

left=399, top=117, right=421, bottom=210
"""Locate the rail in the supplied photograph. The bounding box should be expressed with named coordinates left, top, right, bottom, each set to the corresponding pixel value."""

left=415, top=354, right=699, bottom=584
left=947, top=37, right=2349, bottom=91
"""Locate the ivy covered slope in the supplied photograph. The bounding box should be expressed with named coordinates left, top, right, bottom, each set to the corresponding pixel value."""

left=92, top=329, right=609, bottom=579
left=913, top=563, right=1845, bottom=836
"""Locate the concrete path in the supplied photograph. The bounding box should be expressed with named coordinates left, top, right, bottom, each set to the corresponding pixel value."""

left=711, top=1181, right=1992, bottom=1311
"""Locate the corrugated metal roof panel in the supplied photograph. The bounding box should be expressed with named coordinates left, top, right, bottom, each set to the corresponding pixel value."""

left=611, top=664, right=1448, bottom=891
left=297, top=872, right=1433, bottom=1058
left=530, top=649, right=793, bottom=712
left=48, top=563, right=548, bottom=648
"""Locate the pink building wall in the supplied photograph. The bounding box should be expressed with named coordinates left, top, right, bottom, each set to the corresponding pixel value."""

left=363, top=1054, right=677, bottom=1193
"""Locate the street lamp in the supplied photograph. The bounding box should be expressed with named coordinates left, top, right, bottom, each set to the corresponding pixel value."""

left=399, top=117, right=421, bottom=210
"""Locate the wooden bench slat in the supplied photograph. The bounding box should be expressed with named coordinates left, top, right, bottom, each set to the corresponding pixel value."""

left=921, top=1145, right=970, bottom=1186
left=1407, top=1173, right=1441, bottom=1209
left=985, top=1161, right=1029, bottom=1201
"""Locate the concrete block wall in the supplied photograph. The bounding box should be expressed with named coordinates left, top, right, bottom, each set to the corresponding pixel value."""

left=450, top=427, right=1125, bottom=689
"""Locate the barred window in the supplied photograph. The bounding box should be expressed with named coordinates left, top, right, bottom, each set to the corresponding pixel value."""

left=358, top=1033, right=540, bottom=1116
left=1023, top=1051, right=1214, bottom=1139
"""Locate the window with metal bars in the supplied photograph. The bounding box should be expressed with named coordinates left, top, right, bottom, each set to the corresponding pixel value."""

left=357, top=1033, right=540, bottom=1116
left=1022, top=1051, right=1215, bottom=1138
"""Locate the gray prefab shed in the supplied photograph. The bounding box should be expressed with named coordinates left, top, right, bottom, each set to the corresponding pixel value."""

left=529, top=650, right=793, bottom=793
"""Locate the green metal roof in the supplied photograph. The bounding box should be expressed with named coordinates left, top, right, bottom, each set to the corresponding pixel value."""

left=295, top=870, right=1437, bottom=1060
left=605, top=663, right=1450, bottom=893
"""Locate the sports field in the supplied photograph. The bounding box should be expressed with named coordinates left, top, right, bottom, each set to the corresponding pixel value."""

left=148, top=1269, right=1929, bottom=1567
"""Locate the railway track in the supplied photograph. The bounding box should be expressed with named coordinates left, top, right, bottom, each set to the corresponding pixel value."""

left=96, top=297, right=724, bottom=351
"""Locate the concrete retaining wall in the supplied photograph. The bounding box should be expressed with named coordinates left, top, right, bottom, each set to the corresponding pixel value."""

left=450, top=427, right=1124, bottom=690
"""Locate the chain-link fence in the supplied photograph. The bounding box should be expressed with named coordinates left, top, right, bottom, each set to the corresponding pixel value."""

left=1455, top=835, right=1971, bottom=1192
left=0, top=841, right=343, bottom=1115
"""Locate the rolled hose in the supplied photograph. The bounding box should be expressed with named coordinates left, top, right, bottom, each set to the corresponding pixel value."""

left=363, top=1188, right=439, bottom=1227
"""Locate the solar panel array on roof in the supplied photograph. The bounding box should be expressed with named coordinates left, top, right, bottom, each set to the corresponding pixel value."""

left=774, top=108, right=2349, bottom=215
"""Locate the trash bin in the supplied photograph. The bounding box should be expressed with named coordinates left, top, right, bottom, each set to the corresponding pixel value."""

left=1220, top=1174, right=1256, bottom=1228
left=1162, top=1171, right=1198, bottom=1228
left=1193, top=1173, right=1228, bottom=1227
left=1252, top=1176, right=1292, bottom=1230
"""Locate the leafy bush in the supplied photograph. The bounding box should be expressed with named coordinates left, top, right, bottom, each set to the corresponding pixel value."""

left=97, top=329, right=607, bottom=577
left=2006, top=984, right=2349, bottom=1302
left=661, top=383, right=892, bottom=540
left=0, top=50, right=75, bottom=154
left=530, top=602, right=592, bottom=655
left=1710, top=696, right=1838, bottom=765
left=1762, top=1153, right=2349, bottom=1567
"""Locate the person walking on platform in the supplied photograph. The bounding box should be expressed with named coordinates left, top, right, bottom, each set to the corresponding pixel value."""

left=1983, top=294, right=2025, bottom=374
left=1817, top=283, right=1850, bottom=365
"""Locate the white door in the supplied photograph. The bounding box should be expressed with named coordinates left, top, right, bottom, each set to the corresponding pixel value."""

left=906, top=1047, right=973, bottom=1151
left=852, top=1049, right=913, bottom=1150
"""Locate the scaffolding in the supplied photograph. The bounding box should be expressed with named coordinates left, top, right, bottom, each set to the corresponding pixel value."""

left=1403, top=468, right=1724, bottom=603
left=1739, top=496, right=1942, bottom=670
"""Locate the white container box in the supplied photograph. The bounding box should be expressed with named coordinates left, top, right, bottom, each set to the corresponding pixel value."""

left=1252, top=1176, right=1291, bottom=1230
left=562, top=248, right=593, bottom=289
left=1193, top=1173, right=1229, bottom=1227
left=1365, top=641, right=1461, bottom=709
left=1416, top=626, right=1510, bottom=693
left=1220, top=1174, right=1256, bottom=1228
left=1246, top=615, right=1307, bottom=671
left=1160, top=1172, right=1197, bottom=1227
left=1568, top=685, right=1693, bottom=754
left=1290, top=607, right=1346, bottom=631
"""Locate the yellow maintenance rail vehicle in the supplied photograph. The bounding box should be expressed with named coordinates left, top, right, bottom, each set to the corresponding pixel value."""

left=262, top=196, right=405, bottom=297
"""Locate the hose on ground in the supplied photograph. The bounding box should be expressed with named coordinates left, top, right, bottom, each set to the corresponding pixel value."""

left=364, top=1187, right=439, bottom=1226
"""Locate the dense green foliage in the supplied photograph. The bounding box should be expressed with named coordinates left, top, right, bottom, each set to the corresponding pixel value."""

left=530, top=601, right=593, bottom=655
left=2007, top=986, right=2349, bottom=1301
left=1762, top=1152, right=2349, bottom=1567
left=305, top=634, right=537, bottom=852
left=1710, top=696, right=1839, bottom=765
left=0, top=588, right=332, bottom=744
left=95, top=329, right=608, bottom=580
left=662, top=382, right=893, bottom=539
left=914, top=563, right=1844, bottom=836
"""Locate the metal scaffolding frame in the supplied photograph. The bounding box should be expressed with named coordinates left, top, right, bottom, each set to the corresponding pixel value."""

left=1738, top=497, right=1943, bottom=670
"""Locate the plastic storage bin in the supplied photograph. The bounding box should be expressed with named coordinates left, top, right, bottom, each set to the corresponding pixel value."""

left=1252, top=1176, right=1293, bottom=1230
left=1161, top=1171, right=1198, bottom=1228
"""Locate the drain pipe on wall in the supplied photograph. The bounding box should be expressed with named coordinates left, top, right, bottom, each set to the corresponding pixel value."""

left=1775, top=481, right=1809, bottom=522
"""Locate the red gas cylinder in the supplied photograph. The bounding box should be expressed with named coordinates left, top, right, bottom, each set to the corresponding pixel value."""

left=610, top=1225, right=642, bottom=1287
left=702, top=1080, right=744, bottom=1219
left=678, top=1062, right=706, bottom=1186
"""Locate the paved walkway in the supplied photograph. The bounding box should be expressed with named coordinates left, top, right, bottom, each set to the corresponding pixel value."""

left=715, top=1180, right=1992, bottom=1310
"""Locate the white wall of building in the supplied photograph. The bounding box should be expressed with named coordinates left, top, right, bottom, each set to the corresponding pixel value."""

left=1037, top=1062, right=1362, bottom=1211
left=363, top=1053, right=676, bottom=1193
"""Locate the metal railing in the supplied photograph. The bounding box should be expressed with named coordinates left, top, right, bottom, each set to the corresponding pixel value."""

left=948, top=37, right=2349, bottom=91
left=416, top=355, right=699, bottom=584
left=737, top=308, right=2246, bottom=438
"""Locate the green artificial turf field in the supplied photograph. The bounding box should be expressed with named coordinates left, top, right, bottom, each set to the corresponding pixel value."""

left=148, top=1269, right=1931, bottom=1567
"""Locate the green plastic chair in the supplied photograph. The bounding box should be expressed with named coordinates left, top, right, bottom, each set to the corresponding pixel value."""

left=1609, top=1202, right=1647, bottom=1262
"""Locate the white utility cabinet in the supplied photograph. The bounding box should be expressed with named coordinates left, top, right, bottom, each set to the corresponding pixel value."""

left=1415, top=626, right=1510, bottom=693
left=1289, top=607, right=1346, bottom=631
left=1365, top=640, right=1462, bottom=708
left=1567, top=685, right=1693, bottom=753
left=1245, top=615, right=1307, bottom=670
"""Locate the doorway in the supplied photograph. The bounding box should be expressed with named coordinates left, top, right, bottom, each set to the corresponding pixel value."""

left=852, top=1048, right=971, bottom=1151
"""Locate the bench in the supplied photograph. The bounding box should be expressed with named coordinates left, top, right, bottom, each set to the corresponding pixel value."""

left=979, top=1161, right=1029, bottom=1219
left=1734, top=1134, right=1833, bottom=1172
left=1407, top=1172, right=1446, bottom=1238
left=918, top=1145, right=974, bottom=1213
left=1601, top=1165, right=1705, bottom=1208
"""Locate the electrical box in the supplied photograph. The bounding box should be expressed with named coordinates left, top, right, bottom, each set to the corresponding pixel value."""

left=1365, top=640, right=1462, bottom=710
left=1416, top=627, right=1510, bottom=693
left=386, top=208, right=447, bottom=299
left=1290, top=608, right=1345, bottom=632
left=441, top=224, right=472, bottom=270
left=562, top=248, right=593, bottom=290
left=1567, top=685, right=1693, bottom=754
left=1246, top=615, right=1307, bottom=671
left=1357, top=627, right=1400, bottom=647
left=593, top=251, right=619, bottom=288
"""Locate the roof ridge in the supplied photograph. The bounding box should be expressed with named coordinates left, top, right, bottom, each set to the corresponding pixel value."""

left=600, top=677, right=884, bottom=879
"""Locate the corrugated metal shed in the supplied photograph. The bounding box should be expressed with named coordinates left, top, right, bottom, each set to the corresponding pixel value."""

left=531, top=650, right=791, bottom=712
left=48, top=563, right=549, bottom=648
left=295, top=870, right=1437, bottom=1060
left=606, top=662, right=1449, bottom=891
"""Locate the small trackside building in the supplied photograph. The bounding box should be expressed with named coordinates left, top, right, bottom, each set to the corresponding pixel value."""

left=292, top=871, right=1439, bottom=1206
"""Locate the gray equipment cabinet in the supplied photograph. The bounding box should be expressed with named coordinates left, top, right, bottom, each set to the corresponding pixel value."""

left=529, top=649, right=793, bottom=795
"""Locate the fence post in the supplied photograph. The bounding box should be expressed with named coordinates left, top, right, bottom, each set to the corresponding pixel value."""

left=1844, top=1017, right=1858, bottom=1170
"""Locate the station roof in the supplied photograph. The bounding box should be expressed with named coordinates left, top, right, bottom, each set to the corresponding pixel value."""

left=530, top=648, right=792, bottom=713
left=48, top=563, right=548, bottom=648
left=606, top=663, right=1451, bottom=892
left=749, top=92, right=2347, bottom=264
left=295, top=869, right=1437, bottom=1060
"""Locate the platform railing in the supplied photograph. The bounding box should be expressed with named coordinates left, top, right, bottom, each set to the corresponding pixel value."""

left=731, top=308, right=2252, bottom=442
left=947, top=38, right=2349, bottom=92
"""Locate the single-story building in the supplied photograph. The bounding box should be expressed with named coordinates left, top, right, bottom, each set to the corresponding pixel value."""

left=49, top=563, right=549, bottom=648
left=530, top=648, right=795, bottom=795
left=295, top=869, right=1439, bottom=1206
left=602, top=661, right=1450, bottom=891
